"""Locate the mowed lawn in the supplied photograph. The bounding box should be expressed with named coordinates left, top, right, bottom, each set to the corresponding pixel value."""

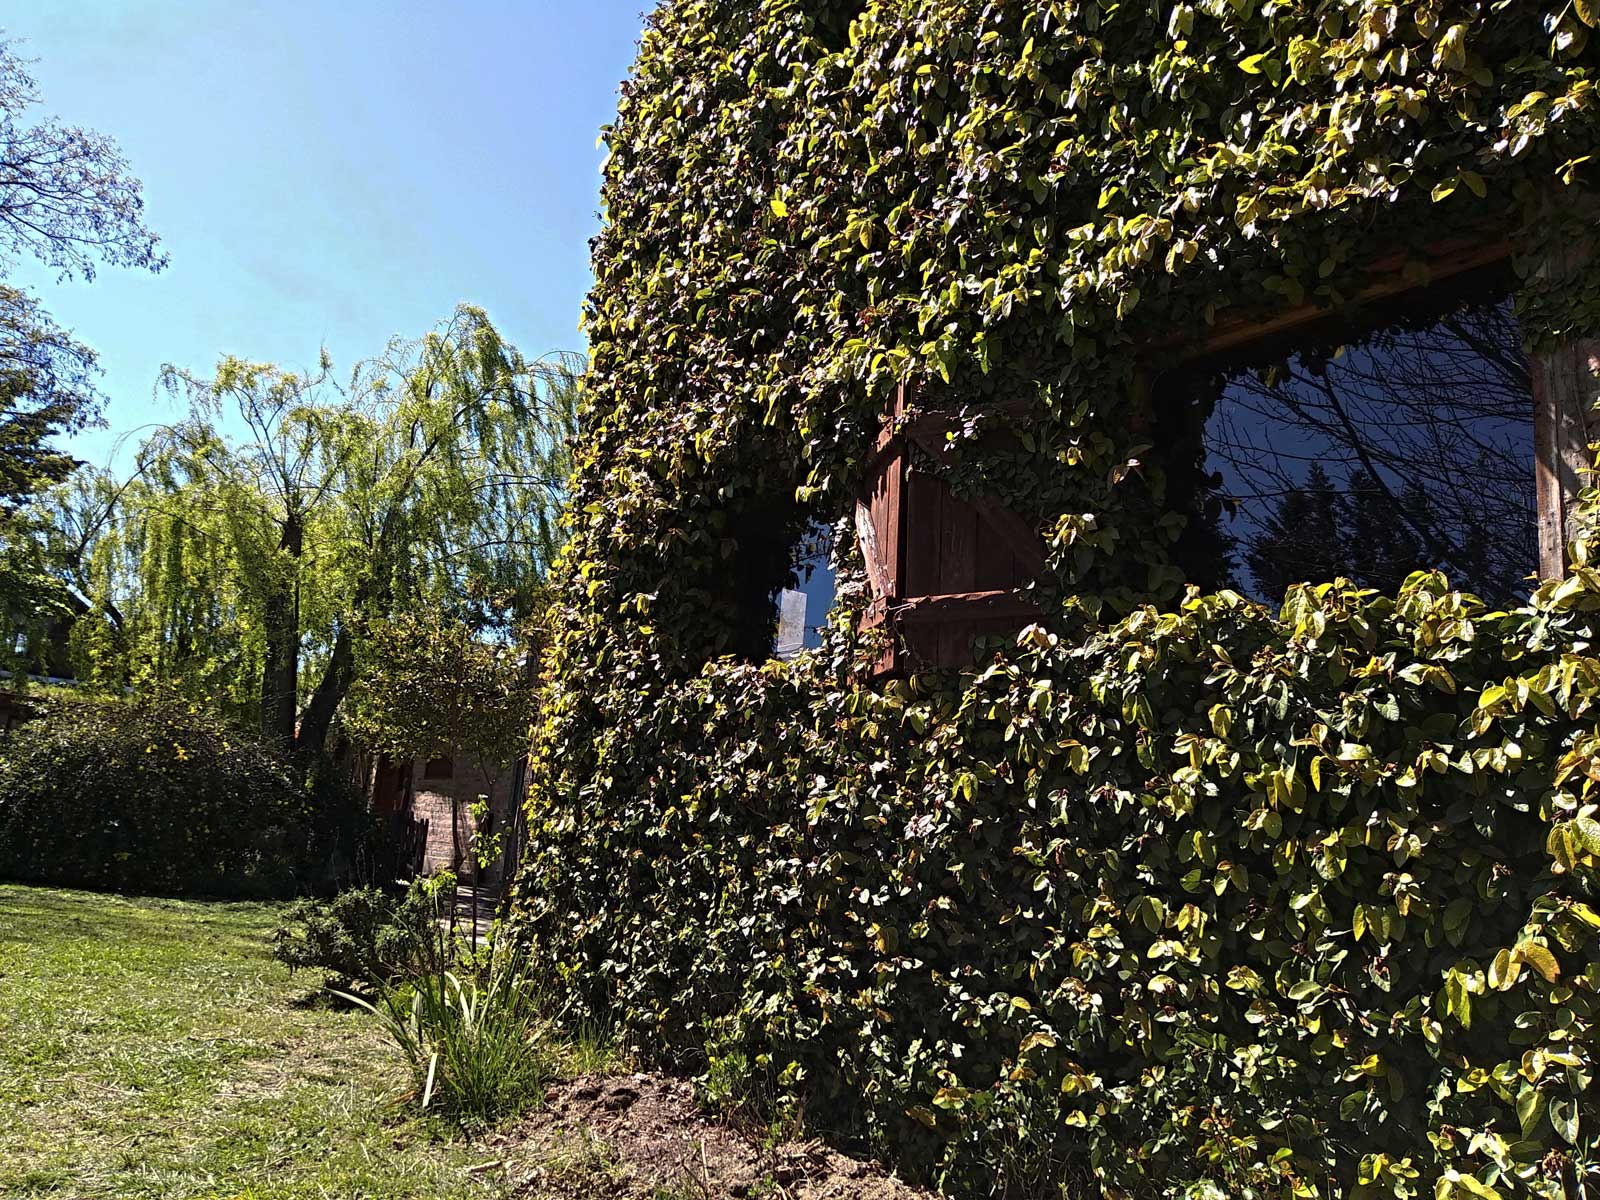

left=0, top=884, right=505, bottom=1200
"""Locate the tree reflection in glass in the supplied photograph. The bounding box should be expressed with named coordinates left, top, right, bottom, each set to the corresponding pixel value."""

left=1192, top=291, right=1535, bottom=606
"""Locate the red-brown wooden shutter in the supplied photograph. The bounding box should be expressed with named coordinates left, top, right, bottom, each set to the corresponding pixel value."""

left=857, top=383, right=1044, bottom=674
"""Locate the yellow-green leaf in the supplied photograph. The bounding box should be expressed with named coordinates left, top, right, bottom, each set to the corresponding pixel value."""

left=1518, top=942, right=1560, bottom=983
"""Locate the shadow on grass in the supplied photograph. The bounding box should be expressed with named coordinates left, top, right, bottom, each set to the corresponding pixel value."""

left=286, top=985, right=376, bottom=1012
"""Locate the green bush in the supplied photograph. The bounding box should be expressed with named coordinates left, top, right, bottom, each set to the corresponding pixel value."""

left=0, top=697, right=359, bottom=897
left=273, top=875, right=450, bottom=987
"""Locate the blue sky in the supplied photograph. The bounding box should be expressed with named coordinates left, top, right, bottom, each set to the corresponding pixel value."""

left=6, top=1, right=647, bottom=468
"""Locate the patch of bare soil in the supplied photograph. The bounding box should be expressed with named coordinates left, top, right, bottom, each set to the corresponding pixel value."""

left=489, top=1073, right=937, bottom=1200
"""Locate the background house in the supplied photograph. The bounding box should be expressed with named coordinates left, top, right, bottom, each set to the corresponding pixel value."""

left=367, top=749, right=526, bottom=891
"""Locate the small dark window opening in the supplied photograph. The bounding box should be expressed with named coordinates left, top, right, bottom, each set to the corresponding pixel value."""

left=423, top=755, right=454, bottom=781
left=715, top=493, right=816, bottom=662
left=774, top=521, right=838, bottom=659
left=1156, top=270, right=1536, bottom=606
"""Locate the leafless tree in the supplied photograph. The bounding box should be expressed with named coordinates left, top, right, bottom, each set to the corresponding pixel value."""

left=1203, top=294, right=1535, bottom=604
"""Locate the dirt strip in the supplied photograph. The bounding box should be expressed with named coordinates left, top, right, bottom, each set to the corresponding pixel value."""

left=490, top=1073, right=937, bottom=1199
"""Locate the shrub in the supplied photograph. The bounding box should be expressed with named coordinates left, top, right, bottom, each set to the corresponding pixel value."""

left=0, top=697, right=356, bottom=897
left=272, top=875, right=450, bottom=987
left=347, top=944, right=551, bottom=1124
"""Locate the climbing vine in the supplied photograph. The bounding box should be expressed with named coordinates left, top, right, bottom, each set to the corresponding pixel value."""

left=514, top=3, right=1600, bottom=1197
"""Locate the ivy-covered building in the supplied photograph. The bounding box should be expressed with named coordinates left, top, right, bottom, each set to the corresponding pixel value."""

left=514, top=4, right=1600, bottom=1197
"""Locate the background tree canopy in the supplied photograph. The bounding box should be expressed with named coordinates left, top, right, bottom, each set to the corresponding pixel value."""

left=25, top=307, right=579, bottom=755
left=0, top=39, right=165, bottom=282
left=0, top=37, right=164, bottom=647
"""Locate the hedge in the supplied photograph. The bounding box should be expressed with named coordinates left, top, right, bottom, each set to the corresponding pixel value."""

left=511, top=2, right=1600, bottom=1197
left=0, top=697, right=364, bottom=897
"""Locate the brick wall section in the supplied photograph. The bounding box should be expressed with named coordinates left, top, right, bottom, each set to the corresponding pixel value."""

left=408, top=754, right=521, bottom=889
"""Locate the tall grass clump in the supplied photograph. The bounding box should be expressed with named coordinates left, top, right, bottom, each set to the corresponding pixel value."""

left=346, top=944, right=551, bottom=1124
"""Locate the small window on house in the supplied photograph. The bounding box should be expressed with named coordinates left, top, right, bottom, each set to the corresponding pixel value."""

left=774, top=522, right=837, bottom=659
left=1164, top=278, right=1536, bottom=606
left=423, top=755, right=454, bottom=781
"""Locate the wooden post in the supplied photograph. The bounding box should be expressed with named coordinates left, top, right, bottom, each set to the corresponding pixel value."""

left=1528, top=200, right=1600, bottom=579
left=1532, top=339, right=1600, bottom=577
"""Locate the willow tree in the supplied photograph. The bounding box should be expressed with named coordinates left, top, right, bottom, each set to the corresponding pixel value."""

left=49, top=305, right=577, bottom=755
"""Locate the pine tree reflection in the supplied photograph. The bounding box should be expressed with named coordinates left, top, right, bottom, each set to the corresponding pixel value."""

left=1190, top=291, right=1535, bottom=605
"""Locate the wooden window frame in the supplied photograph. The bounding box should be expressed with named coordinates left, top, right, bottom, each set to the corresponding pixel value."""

left=1527, top=216, right=1600, bottom=578
left=1167, top=228, right=1599, bottom=585
left=857, top=212, right=1600, bottom=676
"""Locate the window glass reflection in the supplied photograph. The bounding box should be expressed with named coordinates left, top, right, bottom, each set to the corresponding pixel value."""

left=775, top=522, right=836, bottom=659
left=1194, top=292, right=1535, bottom=605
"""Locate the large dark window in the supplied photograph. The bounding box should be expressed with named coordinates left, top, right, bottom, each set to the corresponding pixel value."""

left=1165, top=280, right=1536, bottom=606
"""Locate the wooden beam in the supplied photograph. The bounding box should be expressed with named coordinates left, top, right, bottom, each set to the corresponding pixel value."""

left=1531, top=321, right=1600, bottom=578
left=1525, top=192, right=1600, bottom=578
left=900, top=424, right=1047, bottom=576
left=854, top=498, right=891, bottom=600
left=1177, top=236, right=1510, bottom=359
left=965, top=492, right=1048, bottom=576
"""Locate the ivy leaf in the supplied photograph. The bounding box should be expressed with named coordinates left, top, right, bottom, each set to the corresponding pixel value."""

left=1572, top=814, right=1600, bottom=853
left=1488, top=947, right=1521, bottom=991
left=1552, top=1098, right=1580, bottom=1143
left=1518, top=942, right=1561, bottom=983
left=1516, top=1085, right=1546, bottom=1137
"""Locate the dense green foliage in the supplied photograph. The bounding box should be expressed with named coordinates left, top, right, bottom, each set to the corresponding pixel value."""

left=273, top=877, right=449, bottom=986
left=524, top=575, right=1600, bottom=1198
left=0, top=284, right=101, bottom=512
left=0, top=284, right=101, bottom=654
left=0, top=699, right=365, bottom=896
left=345, top=610, right=538, bottom=771
left=26, top=313, right=578, bottom=756
left=513, top=2, right=1600, bottom=1198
